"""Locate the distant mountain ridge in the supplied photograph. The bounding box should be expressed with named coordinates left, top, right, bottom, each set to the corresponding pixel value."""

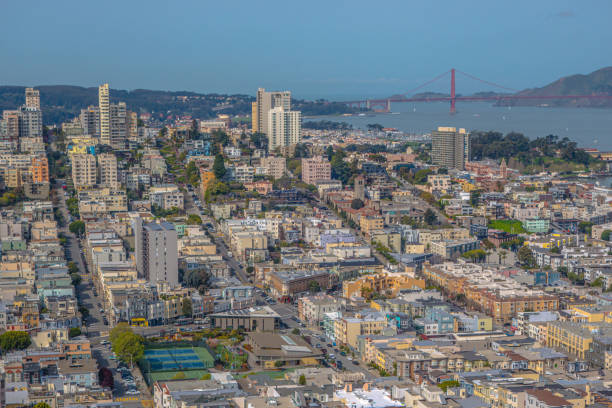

left=0, top=85, right=361, bottom=125
left=501, top=66, right=612, bottom=107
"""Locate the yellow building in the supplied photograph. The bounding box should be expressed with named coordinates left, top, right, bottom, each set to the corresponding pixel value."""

left=370, top=230, right=402, bottom=253
left=334, top=313, right=388, bottom=349
left=359, top=216, right=384, bottom=235
left=342, top=272, right=425, bottom=299
left=546, top=321, right=597, bottom=360
left=251, top=102, right=258, bottom=133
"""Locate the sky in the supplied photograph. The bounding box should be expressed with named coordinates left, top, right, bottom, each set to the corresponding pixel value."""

left=1, top=0, right=611, bottom=100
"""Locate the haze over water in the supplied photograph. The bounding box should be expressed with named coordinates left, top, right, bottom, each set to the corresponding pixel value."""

left=316, top=102, right=612, bottom=150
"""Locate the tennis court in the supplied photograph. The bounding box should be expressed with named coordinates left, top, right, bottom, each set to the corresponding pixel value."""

left=143, top=347, right=214, bottom=371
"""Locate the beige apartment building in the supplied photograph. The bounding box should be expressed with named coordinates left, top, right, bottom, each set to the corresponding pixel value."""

left=261, top=156, right=286, bottom=179
left=302, top=156, right=331, bottom=184
left=71, top=153, right=97, bottom=189
left=97, top=153, right=118, bottom=188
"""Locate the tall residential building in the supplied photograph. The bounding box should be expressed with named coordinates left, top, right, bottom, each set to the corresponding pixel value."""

left=97, top=153, right=118, bottom=189
left=251, top=102, right=258, bottom=133
left=134, top=218, right=178, bottom=287
left=261, top=156, right=286, bottom=179
left=354, top=175, right=365, bottom=201
left=18, top=106, right=42, bottom=138
left=25, top=88, right=40, bottom=110
left=267, top=107, right=301, bottom=151
left=98, top=84, right=110, bottom=145
left=71, top=153, right=97, bottom=189
left=302, top=156, right=331, bottom=185
left=2, top=111, right=20, bottom=146
left=431, top=126, right=471, bottom=170
left=109, top=102, right=127, bottom=149
left=127, top=111, right=138, bottom=142
left=253, top=88, right=291, bottom=135
left=80, top=106, right=100, bottom=137
left=31, top=156, right=49, bottom=184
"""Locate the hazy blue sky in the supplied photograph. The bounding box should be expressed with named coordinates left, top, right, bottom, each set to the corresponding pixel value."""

left=1, top=0, right=610, bottom=99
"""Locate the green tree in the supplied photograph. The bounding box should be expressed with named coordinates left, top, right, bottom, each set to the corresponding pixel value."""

left=308, top=280, right=321, bottom=293
left=291, top=328, right=300, bottom=335
left=34, top=403, right=52, bottom=408
left=68, top=261, right=79, bottom=274
left=213, top=154, right=226, bottom=179
left=424, top=209, right=437, bottom=226
left=579, top=221, right=594, bottom=235
left=602, top=230, right=612, bottom=241
left=299, top=374, right=306, bottom=385
left=109, top=322, right=132, bottom=344
left=518, top=246, right=535, bottom=268
left=0, top=331, right=31, bottom=351
left=112, top=331, right=144, bottom=367
left=70, top=273, right=82, bottom=286
left=182, top=297, right=193, bottom=317
left=351, top=198, right=364, bottom=210
left=438, top=380, right=461, bottom=392
left=186, top=214, right=202, bottom=225
left=274, top=360, right=284, bottom=368
left=69, top=220, right=85, bottom=236
left=69, top=327, right=82, bottom=338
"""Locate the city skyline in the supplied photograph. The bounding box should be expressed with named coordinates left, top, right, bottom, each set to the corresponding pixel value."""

left=1, top=1, right=611, bottom=99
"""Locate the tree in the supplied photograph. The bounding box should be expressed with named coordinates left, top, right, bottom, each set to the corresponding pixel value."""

left=299, top=374, right=307, bottom=385
left=69, top=327, right=82, bottom=338
left=602, top=230, right=612, bottom=241
left=291, top=328, right=300, bottom=335
left=579, top=221, right=593, bottom=235
left=274, top=360, right=284, bottom=368
left=367, top=123, right=384, bottom=132
left=69, top=220, right=85, bottom=236
left=438, top=380, right=461, bottom=392
left=68, top=261, right=79, bottom=274
left=213, top=154, right=226, bottom=179
left=112, top=331, right=144, bottom=367
left=98, top=367, right=114, bottom=389
left=109, top=322, right=132, bottom=343
left=34, top=404, right=51, bottom=408
left=518, top=246, right=535, bottom=268
left=186, top=214, right=202, bottom=225
left=424, top=209, right=437, bottom=226
left=182, top=297, right=193, bottom=317
left=0, top=331, right=31, bottom=351
left=308, top=280, right=321, bottom=293
left=70, top=273, right=82, bottom=286
left=351, top=198, right=364, bottom=210
left=470, top=191, right=481, bottom=207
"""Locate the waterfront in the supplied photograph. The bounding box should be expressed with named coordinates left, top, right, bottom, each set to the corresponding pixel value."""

left=315, top=101, right=612, bottom=150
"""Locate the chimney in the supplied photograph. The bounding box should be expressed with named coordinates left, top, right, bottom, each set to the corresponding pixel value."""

left=363, top=383, right=370, bottom=391
left=344, top=383, right=353, bottom=392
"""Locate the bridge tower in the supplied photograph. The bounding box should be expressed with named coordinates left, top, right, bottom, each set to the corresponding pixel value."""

left=450, top=68, right=456, bottom=114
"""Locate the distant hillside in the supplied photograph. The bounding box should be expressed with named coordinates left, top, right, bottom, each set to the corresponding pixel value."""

left=0, top=85, right=362, bottom=125
left=0, top=85, right=254, bottom=125
left=500, top=67, right=612, bottom=107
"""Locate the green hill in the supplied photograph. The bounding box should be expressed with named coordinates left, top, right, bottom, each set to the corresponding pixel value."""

left=502, top=67, right=612, bottom=107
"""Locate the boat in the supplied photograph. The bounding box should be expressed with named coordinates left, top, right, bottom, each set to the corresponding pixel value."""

left=358, top=113, right=366, bottom=117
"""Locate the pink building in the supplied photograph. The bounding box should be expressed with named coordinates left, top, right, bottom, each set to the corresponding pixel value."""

left=302, top=156, right=331, bottom=185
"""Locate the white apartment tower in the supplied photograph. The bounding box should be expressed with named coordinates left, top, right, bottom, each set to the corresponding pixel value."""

left=254, top=87, right=291, bottom=136
left=267, top=107, right=301, bottom=151
left=98, top=84, right=110, bottom=145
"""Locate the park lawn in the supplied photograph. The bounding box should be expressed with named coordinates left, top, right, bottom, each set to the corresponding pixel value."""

left=488, top=219, right=526, bottom=234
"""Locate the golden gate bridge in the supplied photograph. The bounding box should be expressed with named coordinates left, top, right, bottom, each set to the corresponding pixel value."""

left=342, top=69, right=612, bottom=114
